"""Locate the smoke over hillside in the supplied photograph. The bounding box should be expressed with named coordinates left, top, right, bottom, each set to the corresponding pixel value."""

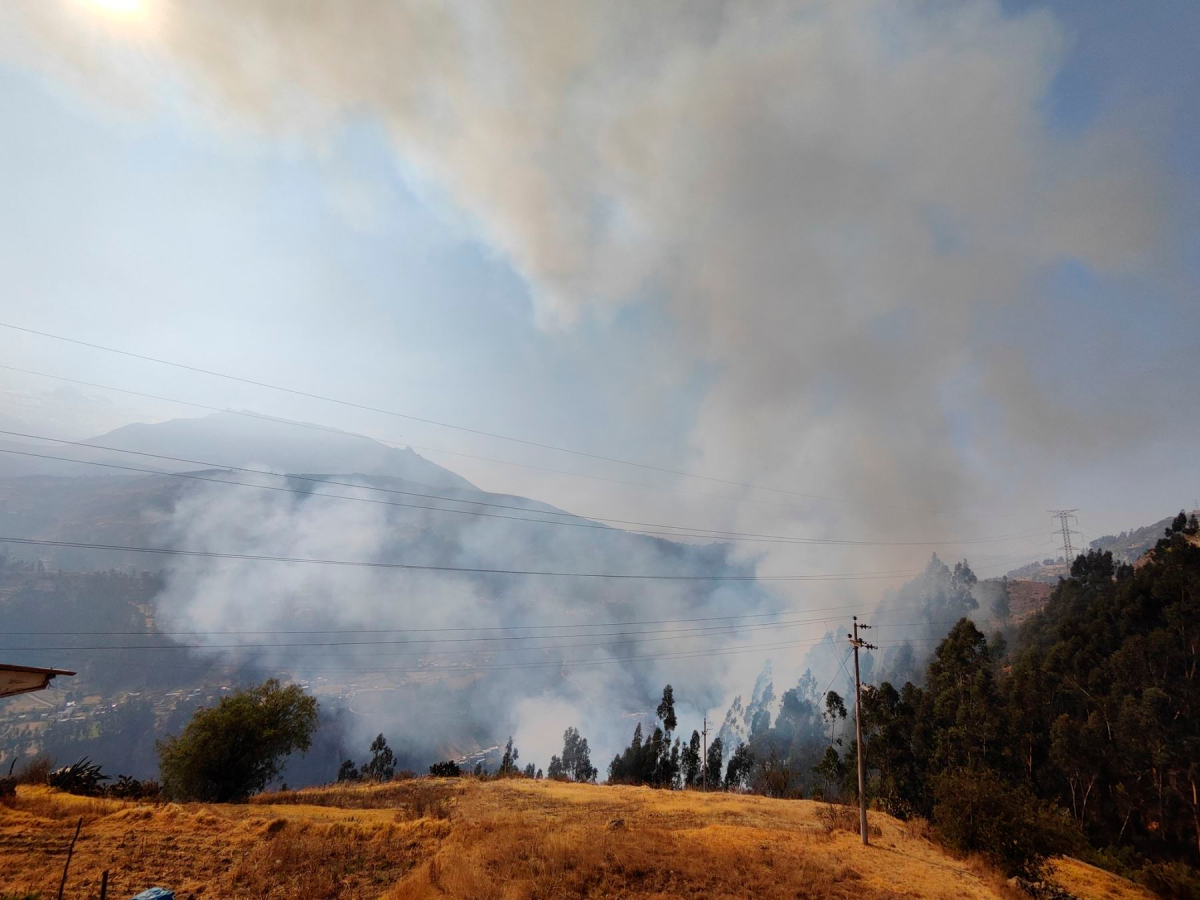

left=0, top=414, right=784, bottom=768
left=0, top=0, right=1193, bottom=774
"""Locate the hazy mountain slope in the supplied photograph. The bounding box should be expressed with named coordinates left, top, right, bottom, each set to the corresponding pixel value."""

left=82, top=411, right=477, bottom=491
left=0, top=412, right=770, bottom=773
left=1089, top=510, right=1200, bottom=564
left=0, top=464, right=615, bottom=572
left=1005, top=578, right=1053, bottom=621
left=0, top=410, right=477, bottom=493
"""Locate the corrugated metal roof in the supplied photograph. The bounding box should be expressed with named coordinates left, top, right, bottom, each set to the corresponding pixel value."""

left=0, top=662, right=75, bottom=699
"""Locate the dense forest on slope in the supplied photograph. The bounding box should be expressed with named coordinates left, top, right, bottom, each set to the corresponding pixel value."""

left=1000, top=516, right=1200, bottom=884
left=838, top=517, right=1198, bottom=890
left=602, top=516, right=1200, bottom=893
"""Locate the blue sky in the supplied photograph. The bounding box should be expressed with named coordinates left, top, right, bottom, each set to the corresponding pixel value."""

left=0, top=0, right=1197, bottom=562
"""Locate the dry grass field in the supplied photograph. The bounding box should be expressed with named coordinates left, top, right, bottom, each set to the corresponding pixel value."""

left=1, top=779, right=1156, bottom=900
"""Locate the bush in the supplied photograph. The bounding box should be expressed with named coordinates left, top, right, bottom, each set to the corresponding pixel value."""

left=1136, top=861, right=1200, bottom=900
left=15, top=757, right=52, bottom=785
left=404, top=783, right=452, bottom=820
left=816, top=801, right=881, bottom=839
left=158, top=678, right=319, bottom=802
left=932, top=768, right=1078, bottom=879
left=429, top=760, right=461, bottom=777
left=48, top=758, right=109, bottom=796
left=106, top=774, right=162, bottom=801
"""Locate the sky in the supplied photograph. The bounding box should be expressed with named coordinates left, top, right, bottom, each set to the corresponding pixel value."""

left=0, top=1, right=1198, bottom=627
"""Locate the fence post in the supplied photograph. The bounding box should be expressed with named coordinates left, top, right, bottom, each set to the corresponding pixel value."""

left=56, top=816, right=82, bottom=900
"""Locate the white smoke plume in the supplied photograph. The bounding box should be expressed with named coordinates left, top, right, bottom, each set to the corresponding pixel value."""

left=150, top=470, right=779, bottom=768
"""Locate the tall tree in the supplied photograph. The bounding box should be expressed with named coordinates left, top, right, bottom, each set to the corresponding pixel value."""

left=363, top=734, right=395, bottom=781
left=498, top=736, right=520, bottom=777
left=561, top=727, right=597, bottom=782
left=657, top=685, right=678, bottom=735
left=705, top=737, right=724, bottom=790
left=724, top=743, right=755, bottom=790
left=157, top=679, right=318, bottom=802
left=682, top=730, right=702, bottom=787
left=925, top=619, right=1004, bottom=773
left=813, top=745, right=844, bottom=800
left=823, top=690, right=847, bottom=746
left=607, top=723, right=643, bottom=784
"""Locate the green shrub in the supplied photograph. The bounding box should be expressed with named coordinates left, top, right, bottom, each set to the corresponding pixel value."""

left=15, top=757, right=52, bottom=785
left=932, top=768, right=1078, bottom=879
left=158, top=678, right=318, bottom=802
left=1136, top=861, right=1200, bottom=900
left=106, top=774, right=162, bottom=801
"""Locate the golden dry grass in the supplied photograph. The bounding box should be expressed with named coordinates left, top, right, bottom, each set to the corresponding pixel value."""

left=0, top=785, right=444, bottom=899
left=0, top=779, right=1151, bottom=899
left=1047, top=857, right=1157, bottom=900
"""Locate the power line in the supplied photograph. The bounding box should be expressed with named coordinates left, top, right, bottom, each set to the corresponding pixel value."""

left=30, top=637, right=815, bottom=674
left=0, top=535, right=934, bottom=581
left=828, top=648, right=854, bottom=695
left=2, top=617, right=852, bottom=651
left=1, top=363, right=1026, bottom=521
left=40, top=636, right=942, bottom=677
left=0, top=322, right=984, bottom=513
left=0, top=365, right=843, bottom=516
left=6, top=617, right=963, bottom=650
left=1, top=621, right=964, bottom=654
left=8, top=637, right=834, bottom=676
left=3, top=538, right=1060, bottom=641
left=0, top=533, right=1050, bottom=584
left=0, top=366, right=378, bottom=443
left=0, top=438, right=1045, bottom=548
left=2, top=603, right=941, bottom=636
left=814, top=636, right=853, bottom=700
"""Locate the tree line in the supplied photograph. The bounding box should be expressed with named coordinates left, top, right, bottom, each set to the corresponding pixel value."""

left=587, top=516, right=1200, bottom=891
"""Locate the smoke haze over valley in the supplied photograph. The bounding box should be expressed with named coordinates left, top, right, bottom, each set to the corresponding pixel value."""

left=0, top=0, right=1197, bottom=845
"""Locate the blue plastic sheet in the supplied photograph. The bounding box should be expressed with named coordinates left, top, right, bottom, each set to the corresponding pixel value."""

left=131, top=889, right=175, bottom=900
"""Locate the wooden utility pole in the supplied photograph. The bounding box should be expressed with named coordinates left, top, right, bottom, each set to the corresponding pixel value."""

left=701, top=715, right=708, bottom=792
left=849, top=616, right=876, bottom=846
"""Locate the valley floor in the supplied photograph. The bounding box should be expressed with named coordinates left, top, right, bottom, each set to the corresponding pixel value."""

left=2, top=780, right=1153, bottom=899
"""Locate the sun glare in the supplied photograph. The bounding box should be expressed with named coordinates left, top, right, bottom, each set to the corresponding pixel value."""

left=88, top=0, right=145, bottom=16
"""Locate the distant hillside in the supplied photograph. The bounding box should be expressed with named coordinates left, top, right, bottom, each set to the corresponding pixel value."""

left=0, top=411, right=476, bottom=492
left=1004, top=557, right=1071, bottom=584
left=1089, top=510, right=1200, bottom=564
left=91, top=411, right=476, bottom=491
left=997, top=510, right=1200, bottom=580
left=1005, top=578, right=1054, bottom=621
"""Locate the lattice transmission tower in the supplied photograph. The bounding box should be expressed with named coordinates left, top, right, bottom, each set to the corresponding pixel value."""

left=1049, top=509, right=1080, bottom=563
